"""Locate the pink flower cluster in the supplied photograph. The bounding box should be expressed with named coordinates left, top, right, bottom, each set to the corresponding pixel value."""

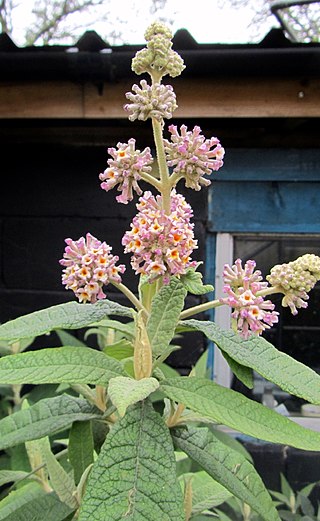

left=220, top=259, right=279, bottom=339
left=99, top=138, right=153, bottom=204
left=60, top=233, right=125, bottom=303
left=124, top=80, right=177, bottom=121
left=122, top=190, right=198, bottom=282
left=164, top=124, right=225, bottom=190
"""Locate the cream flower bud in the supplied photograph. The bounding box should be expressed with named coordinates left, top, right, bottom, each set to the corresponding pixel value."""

left=266, top=254, right=320, bottom=315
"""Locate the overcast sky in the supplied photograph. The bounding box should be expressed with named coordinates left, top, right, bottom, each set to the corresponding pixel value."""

left=11, top=0, right=277, bottom=46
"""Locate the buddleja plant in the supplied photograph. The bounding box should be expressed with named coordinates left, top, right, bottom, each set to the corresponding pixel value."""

left=1, top=22, right=320, bottom=521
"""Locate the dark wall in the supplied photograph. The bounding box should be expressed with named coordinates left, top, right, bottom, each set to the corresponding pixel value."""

left=0, top=135, right=208, bottom=373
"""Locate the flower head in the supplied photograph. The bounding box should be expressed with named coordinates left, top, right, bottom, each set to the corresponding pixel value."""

left=164, top=125, right=225, bottom=190
left=124, top=80, right=177, bottom=122
left=131, top=22, right=185, bottom=80
left=267, top=253, right=320, bottom=315
left=122, top=190, right=198, bottom=282
left=99, top=138, right=153, bottom=204
left=60, top=233, right=125, bottom=303
left=220, top=259, right=278, bottom=339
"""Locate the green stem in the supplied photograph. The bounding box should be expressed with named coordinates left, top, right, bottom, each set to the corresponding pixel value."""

left=138, top=171, right=162, bottom=192
left=180, top=285, right=284, bottom=321
left=112, top=282, right=148, bottom=316
left=180, top=299, right=223, bottom=320
left=152, top=117, right=171, bottom=214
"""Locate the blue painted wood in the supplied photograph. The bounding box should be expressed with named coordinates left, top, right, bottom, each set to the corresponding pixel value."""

left=204, top=232, right=216, bottom=379
left=208, top=181, right=320, bottom=233
left=217, top=148, right=320, bottom=182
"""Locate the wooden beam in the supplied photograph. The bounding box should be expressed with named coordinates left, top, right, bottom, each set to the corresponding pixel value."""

left=0, top=77, right=320, bottom=119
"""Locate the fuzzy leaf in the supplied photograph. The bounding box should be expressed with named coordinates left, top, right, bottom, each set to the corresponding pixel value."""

left=102, top=339, right=134, bottom=360
left=180, top=268, right=214, bottom=295
left=0, top=470, right=38, bottom=487
left=0, top=483, right=73, bottom=521
left=42, top=439, right=78, bottom=509
left=0, top=394, right=101, bottom=451
left=0, top=300, right=133, bottom=342
left=108, top=376, right=160, bottom=416
left=183, top=320, right=320, bottom=404
left=0, top=346, right=123, bottom=386
left=79, top=400, right=184, bottom=520
left=161, top=377, right=320, bottom=451
left=179, top=471, right=232, bottom=513
left=172, top=425, right=280, bottom=521
left=147, top=277, right=187, bottom=359
left=68, top=421, right=94, bottom=485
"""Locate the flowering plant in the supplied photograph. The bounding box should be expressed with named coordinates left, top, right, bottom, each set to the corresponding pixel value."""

left=0, top=22, right=320, bottom=521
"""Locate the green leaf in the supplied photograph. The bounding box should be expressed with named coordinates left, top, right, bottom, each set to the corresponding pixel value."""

left=0, top=394, right=102, bottom=451
left=79, top=400, right=184, bottom=520
left=161, top=377, right=320, bottom=451
left=147, top=277, right=187, bottom=358
left=0, top=346, right=124, bottom=386
left=56, top=329, right=87, bottom=348
left=0, top=300, right=133, bottom=342
left=0, top=482, right=73, bottom=521
left=222, top=352, right=254, bottom=389
left=108, top=376, right=160, bottom=417
left=179, top=471, right=232, bottom=513
left=180, top=268, right=214, bottom=295
left=172, top=425, right=280, bottom=521
left=183, top=320, right=320, bottom=405
left=209, top=427, right=253, bottom=463
left=90, top=319, right=135, bottom=339
left=42, top=439, right=78, bottom=510
left=0, top=470, right=38, bottom=487
left=68, top=421, right=94, bottom=485
left=103, top=339, right=134, bottom=360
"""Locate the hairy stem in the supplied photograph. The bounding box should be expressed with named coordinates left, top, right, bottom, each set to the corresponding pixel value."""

left=152, top=117, right=171, bottom=214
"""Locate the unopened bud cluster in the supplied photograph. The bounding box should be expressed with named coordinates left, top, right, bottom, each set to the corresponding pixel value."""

left=131, top=22, right=185, bottom=79
left=267, top=254, right=320, bottom=314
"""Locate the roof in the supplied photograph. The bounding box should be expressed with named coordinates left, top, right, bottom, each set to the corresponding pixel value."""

left=0, top=27, right=320, bottom=82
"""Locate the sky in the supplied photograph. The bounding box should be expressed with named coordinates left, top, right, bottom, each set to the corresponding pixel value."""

left=10, top=0, right=278, bottom=47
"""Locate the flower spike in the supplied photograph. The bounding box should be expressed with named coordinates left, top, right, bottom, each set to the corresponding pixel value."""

left=122, top=190, right=198, bottom=282
left=60, top=233, right=125, bottom=303
left=99, top=138, right=153, bottom=204
left=164, top=124, right=225, bottom=190
left=220, top=258, right=278, bottom=339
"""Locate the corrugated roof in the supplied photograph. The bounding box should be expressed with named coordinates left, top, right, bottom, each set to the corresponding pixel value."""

left=0, top=27, right=319, bottom=81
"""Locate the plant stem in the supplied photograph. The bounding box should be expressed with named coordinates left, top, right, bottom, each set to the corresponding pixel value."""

left=152, top=117, right=171, bottom=214
left=138, top=171, right=162, bottom=192
left=112, top=282, right=148, bottom=316
left=180, top=299, right=223, bottom=320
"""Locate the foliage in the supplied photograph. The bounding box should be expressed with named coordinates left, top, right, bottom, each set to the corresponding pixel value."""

left=213, top=473, right=320, bottom=520
left=0, top=21, right=320, bottom=521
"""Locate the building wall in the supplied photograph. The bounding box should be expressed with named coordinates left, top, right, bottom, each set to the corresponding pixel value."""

left=0, top=136, right=208, bottom=374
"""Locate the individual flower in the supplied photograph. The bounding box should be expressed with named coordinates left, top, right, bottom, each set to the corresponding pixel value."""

left=99, top=138, right=153, bottom=204
left=124, top=80, right=177, bottom=121
left=220, top=259, right=278, bottom=340
left=266, top=253, right=320, bottom=315
left=164, top=124, right=225, bottom=190
left=122, top=190, right=198, bottom=282
left=59, top=232, right=125, bottom=303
